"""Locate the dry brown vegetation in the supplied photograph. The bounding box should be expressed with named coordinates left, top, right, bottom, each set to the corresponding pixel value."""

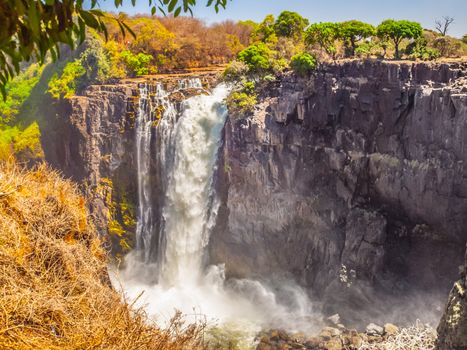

left=0, top=161, right=204, bottom=350
left=103, top=15, right=253, bottom=72
left=359, top=321, right=437, bottom=350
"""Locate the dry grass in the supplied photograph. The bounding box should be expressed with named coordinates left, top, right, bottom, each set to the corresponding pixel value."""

left=0, top=161, right=204, bottom=350
left=359, top=321, right=437, bottom=350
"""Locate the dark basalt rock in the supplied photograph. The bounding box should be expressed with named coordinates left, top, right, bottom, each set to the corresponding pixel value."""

left=210, top=60, right=467, bottom=326
left=437, top=244, right=467, bottom=350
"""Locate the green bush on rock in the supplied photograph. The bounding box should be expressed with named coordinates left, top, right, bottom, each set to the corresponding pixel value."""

left=48, top=60, right=86, bottom=99
left=290, top=52, right=317, bottom=76
left=237, top=43, right=272, bottom=72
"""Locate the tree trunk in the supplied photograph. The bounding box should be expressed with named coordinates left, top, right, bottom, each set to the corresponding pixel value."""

left=394, top=39, right=400, bottom=59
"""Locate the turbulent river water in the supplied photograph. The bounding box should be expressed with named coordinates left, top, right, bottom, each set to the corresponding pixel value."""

left=115, top=80, right=317, bottom=335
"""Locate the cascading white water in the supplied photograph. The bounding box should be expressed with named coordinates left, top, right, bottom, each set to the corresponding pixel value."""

left=119, top=81, right=318, bottom=333
left=159, top=85, right=225, bottom=287
left=135, top=83, right=154, bottom=260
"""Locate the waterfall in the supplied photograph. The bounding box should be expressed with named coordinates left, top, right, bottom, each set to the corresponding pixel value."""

left=135, top=83, right=154, bottom=260
left=120, top=80, right=316, bottom=332
left=158, top=85, right=226, bottom=286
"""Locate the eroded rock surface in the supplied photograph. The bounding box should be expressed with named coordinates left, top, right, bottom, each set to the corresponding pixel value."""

left=437, top=244, right=467, bottom=350
left=211, top=60, right=467, bottom=325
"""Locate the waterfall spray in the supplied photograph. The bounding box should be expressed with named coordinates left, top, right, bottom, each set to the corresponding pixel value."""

left=119, top=81, right=317, bottom=333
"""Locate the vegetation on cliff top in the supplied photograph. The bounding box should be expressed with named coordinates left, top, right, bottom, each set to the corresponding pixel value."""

left=222, top=12, right=466, bottom=116
left=0, top=161, right=205, bottom=349
left=0, top=0, right=230, bottom=96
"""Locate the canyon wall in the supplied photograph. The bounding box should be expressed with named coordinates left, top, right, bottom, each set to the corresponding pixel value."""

left=211, top=60, right=467, bottom=325
left=38, top=60, right=467, bottom=328
left=39, top=74, right=219, bottom=254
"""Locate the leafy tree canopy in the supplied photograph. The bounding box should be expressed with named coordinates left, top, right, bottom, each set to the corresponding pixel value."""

left=251, top=14, right=276, bottom=43
left=237, top=43, right=271, bottom=72
left=290, top=52, right=317, bottom=76
left=0, top=0, right=229, bottom=97
left=377, top=19, right=423, bottom=58
left=305, top=22, right=340, bottom=57
left=339, top=20, right=375, bottom=56
left=274, top=11, right=309, bottom=40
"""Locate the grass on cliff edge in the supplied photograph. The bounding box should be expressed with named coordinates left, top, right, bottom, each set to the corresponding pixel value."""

left=0, top=162, right=204, bottom=350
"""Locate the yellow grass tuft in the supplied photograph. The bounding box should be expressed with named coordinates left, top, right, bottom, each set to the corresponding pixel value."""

left=0, top=161, right=204, bottom=350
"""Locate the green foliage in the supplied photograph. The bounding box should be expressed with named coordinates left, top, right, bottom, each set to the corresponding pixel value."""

left=0, top=0, right=230, bottom=97
left=354, top=41, right=381, bottom=58
left=377, top=20, right=423, bottom=58
left=274, top=11, right=309, bottom=40
left=12, top=121, right=43, bottom=157
left=0, top=63, right=44, bottom=126
left=237, top=44, right=272, bottom=72
left=120, top=51, right=153, bottom=77
left=305, top=22, right=340, bottom=58
left=339, top=20, right=375, bottom=56
left=463, top=35, right=467, bottom=45
left=405, top=36, right=440, bottom=60
left=80, top=36, right=112, bottom=83
left=48, top=60, right=86, bottom=99
left=0, top=122, right=43, bottom=161
left=251, top=15, right=276, bottom=43
left=226, top=81, right=257, bottom=116
left=290, top=52, right=317, bottom=76
left=226, top=91, right=257, bottom=115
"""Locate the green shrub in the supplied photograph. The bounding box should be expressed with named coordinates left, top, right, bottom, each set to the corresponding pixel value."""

left=290, top=52, right=317, bottom=76
left=270, top=57, right=289, bottom=74
left=48, top=60, right=86, bottom=99
left=120, top=51, right=153, bottom=77
left=226, top=91, right=257, bottom=115
left=237, top=43, right=272, bottom=72
left=0, top=122, right=43, bottom=161
left=0, top=63, right=44, bottom=125
left=80, top=38, right=112, bottom=83
left=223, top=60, right=249, bottom=81
left=406, top=37, right=441, bottom=60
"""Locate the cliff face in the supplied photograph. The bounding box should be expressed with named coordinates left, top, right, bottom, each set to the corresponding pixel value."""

left=41, top=73, right=219, bottom=254
left=40, top=61, right=467, bottom=328
left=211, top=60, right=467, bottom=324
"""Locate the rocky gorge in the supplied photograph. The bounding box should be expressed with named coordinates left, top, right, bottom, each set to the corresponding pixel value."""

left=37, top=60, right=467, bottom=348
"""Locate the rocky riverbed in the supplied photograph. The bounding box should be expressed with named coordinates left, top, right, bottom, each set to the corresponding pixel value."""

left=256, top=321, right=436, bottom=350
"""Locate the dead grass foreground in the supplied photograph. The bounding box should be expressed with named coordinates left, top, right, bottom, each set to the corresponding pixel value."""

left=0, top=162, right=204, bottom=350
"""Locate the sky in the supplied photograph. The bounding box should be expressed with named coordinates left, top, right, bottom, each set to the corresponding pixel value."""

left=95, top=0, right=467, bottom=38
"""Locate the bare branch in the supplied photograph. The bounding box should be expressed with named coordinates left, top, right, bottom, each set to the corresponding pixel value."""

left=435, top=16, right=454, bottom=36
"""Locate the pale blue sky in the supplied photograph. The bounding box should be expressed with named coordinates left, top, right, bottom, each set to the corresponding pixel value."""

left=95, top=0, right=467, bottom=38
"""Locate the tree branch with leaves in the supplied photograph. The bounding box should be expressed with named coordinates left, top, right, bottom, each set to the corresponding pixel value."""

left=0, top=0, right=229, bottom=97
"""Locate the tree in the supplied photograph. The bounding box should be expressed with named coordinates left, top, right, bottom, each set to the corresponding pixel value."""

left=463, top=34, right=467, bottom=44
left=435, top=16, right=454, bottom=36
left=339, top=20, right=375, bottom=57
left=252, top=15, right=276, bottom=43
left=377, top=20, right=423, bottom=59
left=274, top=11, right=309, bottom=40
left=290, top=52, right=317, bottom=76
left=305, top=22, right=340, bottom=58
left=0, top=0, right=230, bottom=97
left=237, top=43, right=271, bottom=72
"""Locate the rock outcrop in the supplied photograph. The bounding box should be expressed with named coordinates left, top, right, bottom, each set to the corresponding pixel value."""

left=437, top=244, right=467, bottom=350
left=211, top=60, right=467, bottom=325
